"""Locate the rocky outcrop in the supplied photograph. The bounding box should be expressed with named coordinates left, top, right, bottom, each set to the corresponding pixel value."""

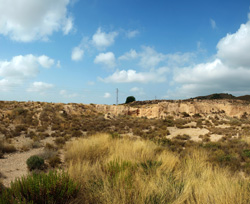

left=95, top=99, right=250, bottom=119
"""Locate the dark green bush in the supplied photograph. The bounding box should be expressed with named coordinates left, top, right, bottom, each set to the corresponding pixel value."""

left=125, top=96, right=136, bottom=104
left=26, top=155, right=45, bottom=171
left=0, top=171, right=79, bottom=204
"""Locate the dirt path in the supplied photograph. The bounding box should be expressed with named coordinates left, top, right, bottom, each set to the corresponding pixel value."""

left=0, top=148, right=44, bottom=187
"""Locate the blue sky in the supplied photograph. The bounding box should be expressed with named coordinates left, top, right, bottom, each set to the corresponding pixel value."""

left=0, top=0, right=250, bottom=104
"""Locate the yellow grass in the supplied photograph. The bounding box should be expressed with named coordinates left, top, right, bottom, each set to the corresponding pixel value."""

left=65, top=133, right=250, bottom=204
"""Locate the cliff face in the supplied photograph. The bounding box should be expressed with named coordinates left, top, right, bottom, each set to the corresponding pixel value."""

left=1, top=99, right=249, bottom=120
left=95, top=100, right=250, bottom=119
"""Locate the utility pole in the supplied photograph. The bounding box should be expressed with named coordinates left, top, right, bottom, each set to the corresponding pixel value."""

left=116, top=88, right=119, bottom=105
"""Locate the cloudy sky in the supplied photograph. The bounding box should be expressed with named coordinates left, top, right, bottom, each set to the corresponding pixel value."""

left=0, top=0, right=250, bottom=104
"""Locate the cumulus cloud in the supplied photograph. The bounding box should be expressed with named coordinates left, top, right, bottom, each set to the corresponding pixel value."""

left=37, top=55, right=55, bottom=68
left=71, top=47, right=84, bottom=61
left=104, top=92, right=111, bottom=98
left=100, top=67, right=168, bottom=83
left=173, top=60, right=250, bottom=98
left=118, top=49, right=138, bottom=60
left=92, top=27, right=118, bottom=50
left=126, top=30, right=139, bottom=38
left=210, top=18, right=216, bottom=29
left=94, top=52, right=116, bottom=68
left=0, top=54, right=55, bottom=91
left=0, top=0, right=73, bottom=42
left=217, top=19, right=250, bottom=68
left=27, top=81, right=54, bottom=93
left=171, top=13, right=250, bottom=98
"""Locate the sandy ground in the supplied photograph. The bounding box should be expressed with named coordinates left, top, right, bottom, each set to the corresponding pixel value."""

left=0, top=136, right=56, bottom=187
left=167, top=127, right=209, bottom=142
left=0, top=148, right=44, bottom=187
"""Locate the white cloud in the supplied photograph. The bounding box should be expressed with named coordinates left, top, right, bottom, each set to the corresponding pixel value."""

left=166, top=52, right=196, bottom=67
left=0, top=79, right=18, bottom=91
left=100, top=68, right=168, bottom=83
left=92, top=27, right=118, bottom=50
left=119, top=46, right=195, bottom=68
left=139, top=46, right=166, bottom=69
left=173, top=58, right=250, bottom=98
left=104, top=92, right=111, bottom=98
left=210, top=18, right=216, bottom=29
left=126, top=30, right=139, bottom=38
left=60, top=89, right=78, bottom=98
left=94, top=52, right=116, bottom=68
left=130, top=87, right=145, bottom=95
left=37, top=55, right=55, bottom=68
left=119, top=49, right=138, bottom=60
left=71, top=47, right=84, bottom=61
left=27, top=81, right=54, bottom=93
left=171, top=13, right=250, bottom=98
left=0, top=54, right=55, bottom=91
left=63, top=15, right=74, bottom=35
left=217, top=19, right=250, bottom=68
left=0, top=0, right=74, bottom=42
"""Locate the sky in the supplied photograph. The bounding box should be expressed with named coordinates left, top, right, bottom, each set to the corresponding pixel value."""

left=0, top=0, right=250, bottom=104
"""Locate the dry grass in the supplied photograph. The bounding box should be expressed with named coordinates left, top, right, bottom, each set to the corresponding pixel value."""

left=65, top=133, right=250, bottom=204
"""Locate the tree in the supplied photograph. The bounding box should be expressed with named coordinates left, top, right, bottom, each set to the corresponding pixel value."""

left=125, top=96, right=136, bottom=104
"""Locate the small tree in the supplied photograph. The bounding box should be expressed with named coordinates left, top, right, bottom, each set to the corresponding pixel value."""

left=125, top=96, right=136, bottom=104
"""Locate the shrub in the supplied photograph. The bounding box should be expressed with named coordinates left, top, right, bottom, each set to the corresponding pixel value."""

left=0, top=180, right=5, bottom=195
left=242, top=149, right=250, bottom=158
left=48, top=155, right=61, bottom=168
left=0, top=171, right=79, bottom=204
left=38, top=149, right=58, bottom=160
left=55, top=137, right=66, bottom=147
left=26, top=155, right=45, bottom=171
left=182, top=112, right=190, bottom=117
left=125, top=96, right=136, bottom=104
left=0, top=142, right=17, bottom=154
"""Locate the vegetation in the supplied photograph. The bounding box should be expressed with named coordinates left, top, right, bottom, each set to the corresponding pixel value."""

left=125, top=96, right=136, bottom=104
left=2, top=100, right=250, bottom=203
left=26, top=155, right=45, bottom=171
left=65, top=133, right=250, bottom=204
left=0, top=171, right=79, bottom=204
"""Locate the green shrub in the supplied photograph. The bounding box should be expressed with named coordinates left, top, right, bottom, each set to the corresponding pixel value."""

left=243, top=149, right=250, bottom=158
left=26, top=155, right=45, bottom=171
left=0, top=171, right=79, bottom=204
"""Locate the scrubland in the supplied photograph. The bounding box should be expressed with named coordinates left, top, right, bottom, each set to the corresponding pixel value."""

left=1, top=100, right=250, bottom=203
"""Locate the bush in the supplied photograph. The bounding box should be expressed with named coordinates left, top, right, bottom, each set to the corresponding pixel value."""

left=26, top=155, right=45, bottom=171
left=0, top=171, right=79, bottom=204
left=48, top=155, right=61, bottom=168
left=125, top=96, right=136, bottom=104
left=0, top=142, right=17, bottom=154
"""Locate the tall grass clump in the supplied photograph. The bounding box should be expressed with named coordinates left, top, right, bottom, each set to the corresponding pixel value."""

left=65, top=133, right=250, bottom=204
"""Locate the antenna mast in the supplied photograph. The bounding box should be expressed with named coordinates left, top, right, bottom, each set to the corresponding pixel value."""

left=116, top=88, right=119, bottom=105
